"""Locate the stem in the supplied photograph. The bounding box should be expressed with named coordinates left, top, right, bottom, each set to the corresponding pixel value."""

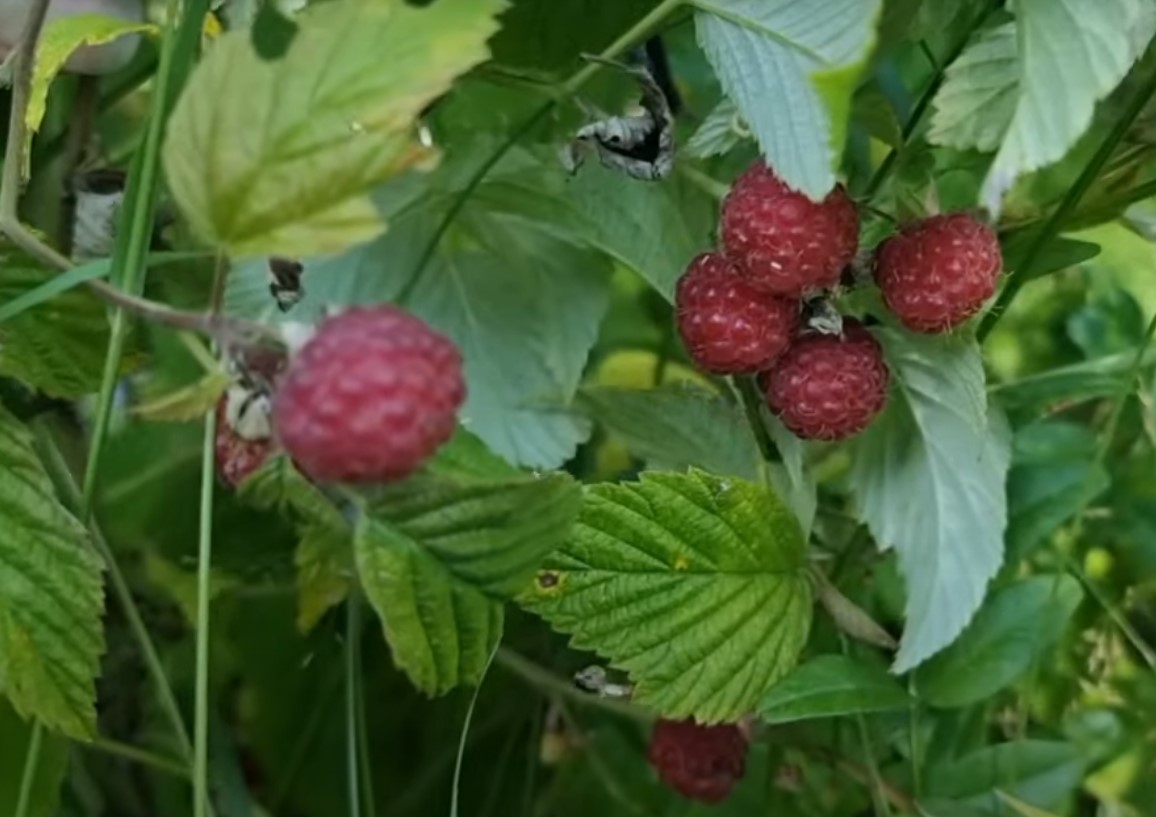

left=451, top=646, right=498, bottom=817
left=840, top=636, right=893, bottom=817
left=494, top=648, right=651, bottom=722
left=734, top=377, right=778, bottom=462
left=399, top=0, right=685, bottom=302
left=1094, top=309, right=1156, bottom=469
left=193, top=404, right=217, bottom=817
left=355, top=614, right=377, bottom=817
left=13, top=723, right=43, bottom=817
left=86, top=738, right=191, bottom=780
left=0, top=0, right=50, bottom=218
left=864, top=4, right=995, bottom=199
left=907, top=674, right=922, bottom=799
left=980, top=58, right=1156, bottom=340
left=345, top=596, right=363, bottom=817
left=1066, top=555, right=1156, bottom=670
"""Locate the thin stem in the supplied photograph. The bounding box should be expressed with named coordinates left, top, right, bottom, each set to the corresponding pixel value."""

left=494, top=648, right=651, bottom=722
left=86, top=737, right=191, bottom=780
left=0, top=0, right=50, bottom=218
left=980, top=57, right=1156, bottom=340
left=355, top=622, right=377, bottom=817
left=1066, top=555, right=1156, bottom=669
left=1094, top=309, right=1156, bottom=469
left=864, top=2, right=995, bottom=199
left=193, top=404, right=217, bottom=817
left=13, top=723, right=43, bottom=817
left=31, top=421, right=195, bottom=758
left=840, top=637, right=893, bottom=817
left=907, top=674, right=922, bottom=799
left=734, top=377, right=778, bottom=462
left=451, top=646, right=499, bottom=817
left=346, top=596, right=363, bottom=817
left=400, top=0, right=685, bottom=302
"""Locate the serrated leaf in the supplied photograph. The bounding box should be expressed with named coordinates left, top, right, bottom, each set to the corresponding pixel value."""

left=0, top=407, right=104, bottom=738
left=694, top=0, right=882, bottom=199
left=851, top=331, right=1011, bottom=672
left=519, top=469, right=812, bottom=723
left=685, top=98, right=747, bottom=159
left=163, top=0, right=506, bottom=258
left=0, top=700, right=68, bottom=817
left=0, top=260, right=125, bottom=398
left=917, top=576, right=1083, bottom=708
left=356, top=516, right=502, bottom=695
left=929, top=24, right=1018, bottom=153
left=577, top=385, right=760, bottom=480
left=240, top=456, right=352, bottom=631
left=372, top=472, right=582, bottom=598
left=979, top=0, right=1156, bottom=212
left=925, top=741, right=1086, bottom=814
left=27, top=14, right=153, bottom=167
left=759, top=655, right=910, bottom=723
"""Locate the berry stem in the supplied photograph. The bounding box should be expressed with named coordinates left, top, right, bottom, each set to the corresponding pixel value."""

left=734, top=376, right=779, bottom=463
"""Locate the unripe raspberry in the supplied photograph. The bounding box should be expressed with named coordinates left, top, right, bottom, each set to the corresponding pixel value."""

left=272, top=305, right=465, bottom=483
left=647, top=718, right=748, bottom=803
left=721, top=161, right=859, bottom=298
left=874, top=213, right=1002, bottom=333
left=675, top=252, right=800, bottom=374
left=762, top=321, right=889, bottom=441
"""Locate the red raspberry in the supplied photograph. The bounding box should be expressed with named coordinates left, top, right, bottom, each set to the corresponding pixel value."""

left=215, top=398, right=276, bottom=487
left=272, top=306, right=465, bottom=483
left=675, top=252, right=800, bottom=374
left=874, top=213, right=1002, bottom=333
left=721, top=161, right=859, bottom=298
left=762, top=321, right=889, bottom=441
left=647, top=718, right=748, bottom=803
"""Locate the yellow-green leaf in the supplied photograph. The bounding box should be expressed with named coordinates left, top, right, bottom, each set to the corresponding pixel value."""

left=26, top=14, right=154, bottom=171
left=162, top=0, right=507, bottom=258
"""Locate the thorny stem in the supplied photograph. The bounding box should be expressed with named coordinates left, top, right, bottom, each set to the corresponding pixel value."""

left=398, top=0, right=686, bottom=303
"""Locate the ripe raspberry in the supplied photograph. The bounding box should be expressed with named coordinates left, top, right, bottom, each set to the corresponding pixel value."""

left=647, top=718, right=748, bottom=803
left=762, top=321, right=889, bottom=441
left=272, top=305, right=465, bottom=483
left=675, top=252, right=800, bottom=374
left=721, top=161, right=859, bottom=297
left=874, top=213, right=1002, bottom=333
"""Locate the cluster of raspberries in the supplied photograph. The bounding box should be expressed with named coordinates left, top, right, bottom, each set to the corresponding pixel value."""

left=676, top=160, right=1003, bottom=441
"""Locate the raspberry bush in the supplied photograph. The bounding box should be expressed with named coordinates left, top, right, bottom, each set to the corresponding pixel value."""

left=2, top=1, right=1156, bottom=816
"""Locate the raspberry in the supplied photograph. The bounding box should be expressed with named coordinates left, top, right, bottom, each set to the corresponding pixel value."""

left=272, top=305, right=466, bottom=483
left=647, top=718, right=748, bottom=803
left=721, top=161, right=859, bottom=298
left=874, top=213, right=1002, bottom=333
left=675, top=252, right=800, bottom=374
left=215, top=398, right=275, bottom=488
left=762, top=321, right=889, bottom=441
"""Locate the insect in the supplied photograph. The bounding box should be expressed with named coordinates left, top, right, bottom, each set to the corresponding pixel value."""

left=561, top=55, right=676, bottom=182
left=267, top=256, right=305, bottom=312
left=573, top=665, right=634, bottom=699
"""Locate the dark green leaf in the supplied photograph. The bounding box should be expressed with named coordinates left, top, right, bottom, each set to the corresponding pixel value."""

left=759, top=655, right=910, bottom=723
left=917, top=576, right=1083, bottom=708
left=0, top=700, right=68, bottom=817
left=925, top=741, right=1086, bottom=814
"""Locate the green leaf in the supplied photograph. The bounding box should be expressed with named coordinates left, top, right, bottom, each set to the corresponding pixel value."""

left=685, top=98, right=747, bottom=158
left=990, top=345, right=1156, bottom=412
left=27, top=14, right=152, bottom=158
left=979, top=0, right=1156, bottom=212
left=163, top=0, right=506, bottom=258
left=0, top=407, right=104, bottom=738
left=916, top=576, right=1083, bottom=708
left=758, top=655, right=910, bottom=723
left=577, top=385, right=760, bottom=480
left=225, top=149, right=612, bottom=469
left=995, top=791, right=1064, bottom=817
left=372, top=471, right=582, bottom=598
left=561, top=163, right=704, bottom=300
left=1016, top=236, right=1101, bottom=282
left=356, top=515, right=503, bottom=695
left=851, top=330, right=1011, bottom=672
left=0, top=258, right=109, bottom=324
left=0, top=260, right=125, bottom=398
left=0, top=700, right=68, bottom=817
left=519, top=469, right=812, bottom=723
left=1006, top=422, right=1109, bottom=560
left=491, top=0, right=661, bottom=75
left=694, top=0, right=882, bottom=199
left=240, top=456, right=352, bottom=632
left=929, top=23, right=1018, bottom=153
left=925, top=741, right=1087, bottom=814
